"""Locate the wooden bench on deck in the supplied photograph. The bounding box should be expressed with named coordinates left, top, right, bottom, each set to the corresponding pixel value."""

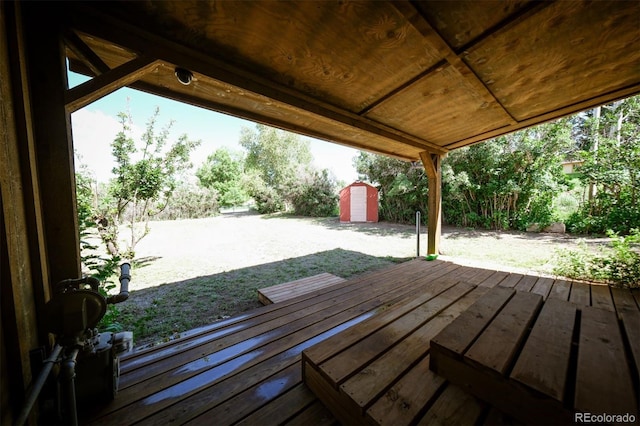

left=258, top=272, right=346, bottom=305
left=429, top=286, right=639, bottom=425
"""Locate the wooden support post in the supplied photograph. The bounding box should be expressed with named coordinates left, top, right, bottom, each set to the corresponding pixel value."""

left=21, top=3, right=81, bottom=286
left=1, top=2, right=42, bottom=419
left=419, top=151, right=442, bottom=258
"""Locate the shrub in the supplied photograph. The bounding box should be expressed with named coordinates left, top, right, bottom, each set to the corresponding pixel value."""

left=553, top=228, right=640, bottom=288
left=442, top=121, right=572, bottom=231
left=154, top=183, right=219, bottom=220
left=290, top=169, right=339, bottom=217
left=567, top=96, right=640, bottom=235
left=75, top=167, right=123, bottom=332
left=251, top=184, right=286, bottom=214
left=566, top=195, right=640, bottom=235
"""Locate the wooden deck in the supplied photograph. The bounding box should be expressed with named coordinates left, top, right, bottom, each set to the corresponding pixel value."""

left=80, top=259, right=640, bottom=426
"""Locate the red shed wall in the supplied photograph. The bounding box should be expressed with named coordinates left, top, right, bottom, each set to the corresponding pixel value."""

left=366, top=185, right=378, bottom=222
left=339, top=186, right=351, bottom=222
left=339, top=182, right=378, bottom=223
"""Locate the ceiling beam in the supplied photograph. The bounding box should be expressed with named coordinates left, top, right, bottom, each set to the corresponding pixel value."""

left=63, top=29, right=110, bottom=76
left=358, top=60, right=448, bottom=116
left=63, top=3, right=448, bottom=156
left=444, top=83, right=640, bottom=150
left=391, top=0, right=517, bottom=126
left=454, top=1, right=555, bottom=55
left=65, top=56, right=160, bottom=113
left=65, top=59, right=421, bottom=162
left=66, top=55, right=428, bottom=162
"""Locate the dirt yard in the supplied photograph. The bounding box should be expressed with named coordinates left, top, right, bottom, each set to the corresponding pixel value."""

left=130, top=211, right=605, bottom=291
left=113, top=212, right=609, bottom=347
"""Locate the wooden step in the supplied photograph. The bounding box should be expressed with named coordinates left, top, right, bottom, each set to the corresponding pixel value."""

left=258, top=273, right=347, bottom=305
left=429, top=287, right=639, bottom=425
left=302, top=280, right=496, bottom=425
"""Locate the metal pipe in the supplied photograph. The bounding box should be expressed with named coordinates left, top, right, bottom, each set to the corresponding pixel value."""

left=106, top=262, right=130, bottom=304
left=60, top=348, right=80, bottom=426
left=416, top=211, right=421, bottom=258
left=16, top=344, right=63, bottom=425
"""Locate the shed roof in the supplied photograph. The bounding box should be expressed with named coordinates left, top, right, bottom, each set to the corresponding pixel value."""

left=342, top=181, right=378, bottom=190
left=63, top=1, right=640, bottom=161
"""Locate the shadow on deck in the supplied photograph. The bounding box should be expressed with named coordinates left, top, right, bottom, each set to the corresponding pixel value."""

left=81, top=259, right=639, bottom=425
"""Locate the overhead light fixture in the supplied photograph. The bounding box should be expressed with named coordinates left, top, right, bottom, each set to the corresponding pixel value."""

left=174, top=67, right=193, bottom=85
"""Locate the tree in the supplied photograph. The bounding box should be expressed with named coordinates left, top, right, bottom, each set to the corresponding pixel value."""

left=239, top=124, right=313, bottom=212
left=196, top=147, right=248, bottom=208
left=98, top=107, right=201, bottom=258
left=240, top=125, right=311, bottom=186
left=568, top=96, right=640, bottom=234
left=353, top=153, right=427, bottom=224
left=290, top=169, right=339, bottom=217
left=355, top=118, right=573, bottom=229
left=443, top=119, right=573, bottom=230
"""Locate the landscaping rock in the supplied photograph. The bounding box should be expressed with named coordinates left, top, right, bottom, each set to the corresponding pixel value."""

left=526, top=223, right=541, bottom=232
left=526, top=222, right=566, bottom=233
left=543, top=222, right=566, bottom=233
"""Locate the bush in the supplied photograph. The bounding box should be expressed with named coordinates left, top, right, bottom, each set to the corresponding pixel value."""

left=154, top=183, right=219, bottom=220
left=252, top=184, right=286, bottom=214
left=552, top=182, right=582, bottom=223
left=442, top=120, right=572, bottom=230
left=290, top=169, right=339, bottom=217
left=75, top=167, right=123, bottom=332
left=566, top=195, right=640, bottom=235
left=553, top=228, right=640, bottom=288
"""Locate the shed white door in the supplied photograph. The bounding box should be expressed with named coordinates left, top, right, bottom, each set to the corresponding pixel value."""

left=350, top=186, right=367, bottom=222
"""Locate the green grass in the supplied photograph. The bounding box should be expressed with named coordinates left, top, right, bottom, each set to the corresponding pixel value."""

left=552, top=178, right=585, bottom=222
left=101, top=213, right=613, bottom=349
left=117, top=248, right=409, bottom=348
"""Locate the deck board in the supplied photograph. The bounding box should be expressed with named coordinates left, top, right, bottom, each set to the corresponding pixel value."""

left=81, top=258, right=636, bottom=426
left=464, top=291, right=543, bottom=375
left=510, top=299, right=576, bottom=402
left=340, top=284, right=478, bottom=410
left=575, top=306, right=637, bottom=415
left=569, top=282, right=590, bottom=306
left=366, top=354, right=445, bottom=425
left=497, top=273, right=525, bottom=288
left=530, top=277, right=555, bottom=299
left=430, top=286, right=638, bottom=425
left=590, top=284, right=614, bottom=312
left=321, top=282, right=475, bottom=386
left=235, top=383, right=317, bottom=426
left=283, top=400, right=336, bottom=426
left=547, top=279, right=571, bottom=301
left=416, top=384, right=485, bottom=426
left=258, top=273, right=347, bottom=305
left=611, top=286, right=639, bottom=317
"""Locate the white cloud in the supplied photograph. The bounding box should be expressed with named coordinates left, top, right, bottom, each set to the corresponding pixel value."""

left=307, top=138, right=360, bottom=185
left=71, top=107, right=362, bottom=186
left=71, top=109, right=149, bottom=182
left=71, top=109, right=120, bottom=182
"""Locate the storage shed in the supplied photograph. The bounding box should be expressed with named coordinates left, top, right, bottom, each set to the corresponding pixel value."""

left=339, top=182, right=378, bottom=223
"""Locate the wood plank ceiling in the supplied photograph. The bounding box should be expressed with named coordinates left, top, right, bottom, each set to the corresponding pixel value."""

left=63, top=1, right=640, bottom=161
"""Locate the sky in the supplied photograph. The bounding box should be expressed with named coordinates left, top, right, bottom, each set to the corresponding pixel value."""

left=69, top=71, right=361, bottom=185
